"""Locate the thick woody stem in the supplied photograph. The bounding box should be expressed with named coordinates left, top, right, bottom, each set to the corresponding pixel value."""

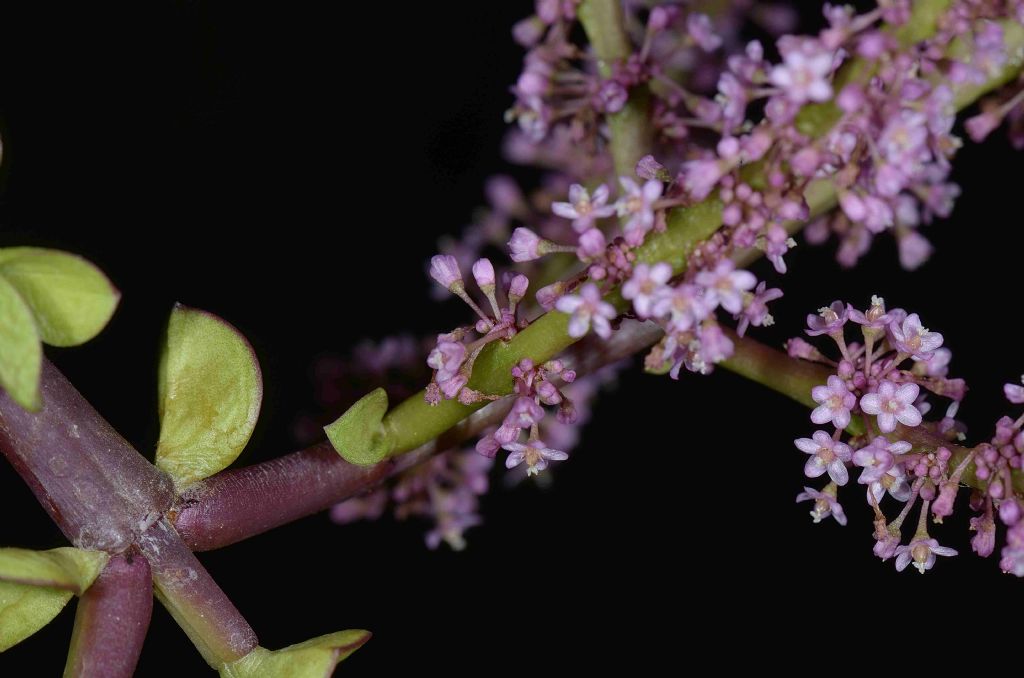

left=136, top=518, right=258, bottom=667
left=0, top=360, right=175, bottom=552
left=64, top=553, right=153, bottom=678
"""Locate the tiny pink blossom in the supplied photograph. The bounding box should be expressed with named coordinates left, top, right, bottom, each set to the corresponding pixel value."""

left=472, top=258, right=495, bottom=289
left=805, top=300, right=847, bottom=336
left=694, top=260, right=756, bottom=314
left=889, top=313, right=943, bottom=360
left=508, top=227, right=545, bottom=262
left=810, top=375, right=856, bottom=429
left=867, top=464, right=912, bottom=504
left=503, top=439, right=568, bottom=476
left=769, top=49, right=833, bottom=103
left=651, top=283, right=710, bottom=332
left=551, top=183, right=616, bottom=232
left=617, top=177, right=663, bottom=245
left=686, top=13, right=721, bottom=52
left=429, top=254, right=463, bottom=290
left=847, top=295, right=893, bottom=330
left=678, top=158, right=724, bottom=200
left=427, top=339, right=466, bottom=379
left=853, top=439, right=898, bottom=484
left=576, top=227, right=607, bottom=259
left=736, top=282, right=782, bottom=336
left=622, top=263, right=672, bottom=319
left=895, top=537, right=957, bottom=574
left=794, top=431, right=852, bottom=485
left=860, top=380, right=922, bottom=433
left=555, top=283, right=616, bottom=339
left=1005, top=379, right=1024, bottom=404
left=795, top=487, right=847, bottom=525
left=535, top=281, right=565, bottom=310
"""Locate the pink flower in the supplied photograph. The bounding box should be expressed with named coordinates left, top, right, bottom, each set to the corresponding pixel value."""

left=551, top=183, right=616, bottom=232
left=867, top=464, right=912, bottom=504
left=1005, top=376, right=1024, bottom=404
left=508, top=227, right=545, bottom=262
left=795, top=431, right=852, bottom=485
left=795, top=486, right=847, bottom=525
left=695, top=260, right=756, bottom=314
left=494, top=397, right=545, bottom=444
left=503, top=439, right=568, bottom=476
left=810, top=375, right=856, bottom=429
left=853, top=438, right=905, bottom=484
left=1000, top=523, right=1024, bottom=576
left=805, top=301, right=847, bottom=336
left=895, top=537, right=957, bottom=574
left=622, top=263, right=672, bottom=318
left=555, top=283, right=616, bottom=339
left=736, top=282, right=782, bottom=336
left=617, top=177, right=663, bottom=245
left=427, top=339, right=466, bottom=379
left=847, top=295, right=894, bottom=330
left=429, top=254, right=463, bottom=290
left=860, top=381, right=922, bottom=433
left=678, top=158, right=724, bottom=200
left=686, top=13, right=722, bottom=51
left=769, top=49, right=833, bottom=103
left=889, top=313, right=943, bottom=360
left=652, top=283, right=710, bottom=332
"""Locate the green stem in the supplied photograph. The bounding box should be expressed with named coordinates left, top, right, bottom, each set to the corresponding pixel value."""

left=577, top=0, right=653, bottom=178
left=377, top=10, right=1024, bottom=460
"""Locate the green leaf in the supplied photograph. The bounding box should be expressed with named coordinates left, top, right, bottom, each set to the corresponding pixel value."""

left=0, top=547, right=108, bottom=593
left=0, top=247, right=120, bottom=347
left=0, top=547, right=108, bottom=652
left=324, top=388, right=391, bottom=466
left=219, top=630, right=371, bottom=678
left=0, top=274, right=42, bottom=410
left=157, top=305, right=263, bottom=489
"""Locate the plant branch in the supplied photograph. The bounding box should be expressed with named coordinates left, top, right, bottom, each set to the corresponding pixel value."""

left=64, top=553, right=152, bottom=678
left=0, top=360, right=175, bottom=553
left=136, top=518, right=258, bottom=667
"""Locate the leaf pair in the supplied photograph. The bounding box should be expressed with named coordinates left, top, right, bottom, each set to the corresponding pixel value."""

left=0, top=248, right=120, bottom=410
left=0, top=547, right=108, bottom=652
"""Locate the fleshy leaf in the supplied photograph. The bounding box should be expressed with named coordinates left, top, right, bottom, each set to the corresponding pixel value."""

left=0, top=274, right=42, bottom=410
left=324, top=388, right=391, bottom=465
left=0, top=547, right=108, bottom=652
left=0, top=247, right=120, bottom=347
left=219, top=630, right=371, bottom=678
left=157, top=305, right=263, bottom=489
left=0, top=547, right=109, bottom=593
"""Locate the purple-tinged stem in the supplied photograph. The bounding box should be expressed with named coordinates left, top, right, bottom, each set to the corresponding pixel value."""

left=136, top=518, right=257, bottom=667
left=172, top=442, right=397, bottom=551
left=0, top=360, right=175, bottom=552
left=172, top=320, right=662, bottom=551
left=64, top=553, right=153, bottom=678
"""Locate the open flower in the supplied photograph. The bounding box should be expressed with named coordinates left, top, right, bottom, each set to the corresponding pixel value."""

left=552, top=184, right=616, bottom=232
left=694, top=260, right=756, bottom=314
left=622, top=263, right=672, bottom=318
left=860, top=380, right=922, bottom=433
left=796, top=486, right=847, bottom=525
left=555, top=283, right=616, bottom=339
left=895, top=537, right=957, bottom=574
left=889, top=313, right=943, bottom=360
left=503, top=439, right=568, bottom=476
left=810, top=375, right=856, bottom=429
left=770, top=48, right=833, bottom=103
left=794, top=431, right=852, bottom=485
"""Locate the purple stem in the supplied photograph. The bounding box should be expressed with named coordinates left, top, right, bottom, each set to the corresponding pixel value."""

left=64, top=553, right=153, bottom=678
left=173, top=442, right=397, bottom=551
left=0, top=360, right=175, bottom=552
left=136, top=517, right=257, bottom=667
left=172, top=320, right=663, bottom=551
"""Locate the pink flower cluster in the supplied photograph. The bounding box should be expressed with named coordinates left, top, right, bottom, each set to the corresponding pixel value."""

left=425, top=255, right=530, bottom=405
left=790, top=297, right=976, bottom=574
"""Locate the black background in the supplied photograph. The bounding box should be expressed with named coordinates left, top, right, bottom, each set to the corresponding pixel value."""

left=0, top=2, right=1021, bottom=674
